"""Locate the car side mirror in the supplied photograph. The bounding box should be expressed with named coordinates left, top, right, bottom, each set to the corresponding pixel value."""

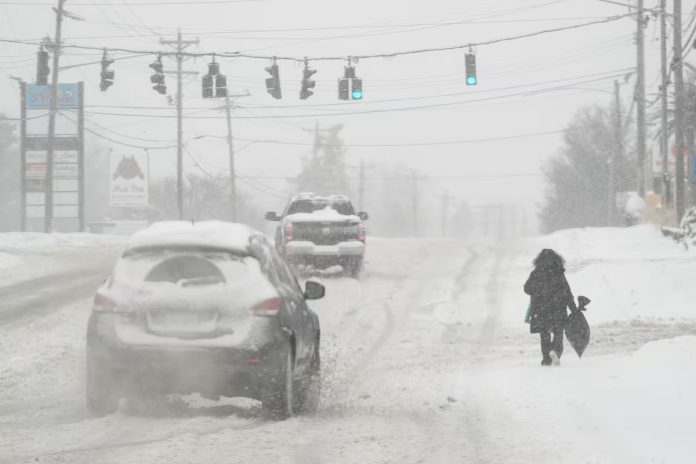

left=358, top=211, right=369, bottom=220
left=265, top=211, right=281, bottom=221
left=304, top=279, right=325, bottom=300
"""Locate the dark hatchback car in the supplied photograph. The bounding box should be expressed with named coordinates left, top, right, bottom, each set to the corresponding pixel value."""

left=86, top=221, right=325, bottom=419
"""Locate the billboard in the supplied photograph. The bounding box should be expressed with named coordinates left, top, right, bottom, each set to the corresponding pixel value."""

left=110, top=152, right=149, bottom=207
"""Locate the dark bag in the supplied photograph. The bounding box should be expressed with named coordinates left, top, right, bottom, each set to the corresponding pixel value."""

left=565, top=296, right=591, bottom=358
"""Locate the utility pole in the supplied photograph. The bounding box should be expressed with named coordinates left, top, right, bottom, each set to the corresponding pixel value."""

left=674, top=0, right=686, bottom=221
left=225, top=92, right=236, bottom=222
left=161, top=30, right=199, bottom=220
left=411, top=171, right=419, bottom=237
left=221, top=90, right=249, bottom=222
left=660, top=0, right=671, bottom=208
left=358, top=159, right=365, bottom=211
left=436, top=191, right=455, bottom=237
left=44, top=0, right=66, bottom=232
left=609, top=79, right=622, bottom=226
left=635, top=0, right=647, bottom=198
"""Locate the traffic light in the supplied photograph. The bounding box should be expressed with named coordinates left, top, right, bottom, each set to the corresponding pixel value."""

left=149, top=55, right=166, bottom=95
left=202, top=58, right=227, bottom=98
left=351, top=78, right=363, bottom=100
left=36, top=48, right=50, bottom=85
left=215, top=74, right=227, bottom=97
left=338, top=78, right=349, bottom=100
left=208, top=60, right=220, bottom=77
left=300, top=63, right=316, bottom=100
left=202, top=74, right=213, bottom=98
left=465, top=53, right=477, bottom=86
left=99, top=50, right=114, bottom=92
left=265, top=63, right=281, bottom=99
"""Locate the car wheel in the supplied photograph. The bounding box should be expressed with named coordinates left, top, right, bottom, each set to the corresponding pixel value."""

left=86, top=350, right=120, bottom=417
left=296, top=340, right=321, bottom=415
left=261, top=347, right=295, bottom=420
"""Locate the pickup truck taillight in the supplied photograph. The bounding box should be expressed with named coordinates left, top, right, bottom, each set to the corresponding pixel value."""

left=285, top=223, right=294, bottom=242
left=358, top=223, right=366, bottom=242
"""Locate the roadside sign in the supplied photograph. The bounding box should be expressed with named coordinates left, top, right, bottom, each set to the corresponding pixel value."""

left=25, top=163, right=47, bottom=178
left=110, top=152, right=149, bottom=207
left=53, top=163, right=79, bottom=178
left=25, top=83, right=79, bottom=109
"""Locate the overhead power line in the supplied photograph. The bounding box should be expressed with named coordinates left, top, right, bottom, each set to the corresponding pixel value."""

left=0, top=12, right=637, bottom=63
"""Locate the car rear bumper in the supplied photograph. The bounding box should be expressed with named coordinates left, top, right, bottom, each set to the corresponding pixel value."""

left=88, top=314, right=285, bottom=398
left=285, top=240, right=365, bottom=257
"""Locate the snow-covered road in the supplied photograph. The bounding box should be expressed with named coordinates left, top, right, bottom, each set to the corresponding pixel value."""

left=2, top=228, right=696, bottom=463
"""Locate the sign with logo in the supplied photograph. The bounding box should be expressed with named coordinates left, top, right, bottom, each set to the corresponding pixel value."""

left=110, top=152, right=148, bottom=207
left=25, top=84, right=79, bottom=109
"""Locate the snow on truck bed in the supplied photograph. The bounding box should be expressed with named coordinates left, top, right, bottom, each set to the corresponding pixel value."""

left=285, top=207, right=361, bottom=223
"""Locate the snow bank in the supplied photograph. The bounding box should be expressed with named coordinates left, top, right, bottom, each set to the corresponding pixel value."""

left=505, top=225, right=696, bottom=325
left=464, top=336, right=696, bottom=463
left=0, top=232, right=128, bottom=286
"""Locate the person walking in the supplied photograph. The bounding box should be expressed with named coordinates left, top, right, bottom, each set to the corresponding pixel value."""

left=524, top=249, right=577, bottom=366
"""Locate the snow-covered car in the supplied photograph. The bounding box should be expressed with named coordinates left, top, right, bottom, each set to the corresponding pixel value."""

left=265, top=193, right=369, bottom=277
left=85, top=220, right=325, bottom=419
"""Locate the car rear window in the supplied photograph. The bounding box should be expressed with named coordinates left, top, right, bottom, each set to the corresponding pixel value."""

left=287, top=199, right=355, bottom=215
left=113, top=249, right=261, bottom=287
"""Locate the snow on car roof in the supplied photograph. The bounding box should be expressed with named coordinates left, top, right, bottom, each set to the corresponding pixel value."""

left=127, top=220, right=259, bottom=253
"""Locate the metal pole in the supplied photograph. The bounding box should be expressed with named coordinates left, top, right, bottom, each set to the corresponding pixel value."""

left=176, top=28, right=184, bottom=220
left=20, top=82, right=26, bottom=232
left=411, top=171, right=419, bottom=237
left=636, top=0, right=647, bottom=198
left=358, top=158, right=365, bottom=211
left=45, top=0, right=66, bottom=232
left=674, top=0, right=686, bottom=221
left=78, top=81, right=84, bottom=231
left=660, top=0, right=671, bottom=208
left=224, top=91, right=236, bottom=221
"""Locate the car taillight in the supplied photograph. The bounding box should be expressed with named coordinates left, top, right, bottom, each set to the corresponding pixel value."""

left=358, top=223, right=366, bottom=242
left=93, top=292, right=117, bottom=312
left=285, top=223, right=294, bottom=242
left=251, top=297, right=282, bottom=316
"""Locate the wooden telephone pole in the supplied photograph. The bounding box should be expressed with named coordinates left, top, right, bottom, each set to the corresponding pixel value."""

left=160, top=30, right=199, bottom=220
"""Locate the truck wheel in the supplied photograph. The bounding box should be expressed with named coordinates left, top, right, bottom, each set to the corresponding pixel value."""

left=86, top=350, right=120, bottom=417
left=345, top=257, right=363, bottom=278
left=261, top=347, right=295, bottom=420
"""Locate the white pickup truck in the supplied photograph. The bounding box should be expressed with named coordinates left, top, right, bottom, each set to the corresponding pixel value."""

left=265, top=193, right=369, bottom=277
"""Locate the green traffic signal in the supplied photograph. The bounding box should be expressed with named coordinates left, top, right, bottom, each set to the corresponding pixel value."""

left=351, top=78, right=363, bottom=100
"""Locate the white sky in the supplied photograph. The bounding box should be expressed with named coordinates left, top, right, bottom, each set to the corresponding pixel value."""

left=0, top=0, right=693, bottom=230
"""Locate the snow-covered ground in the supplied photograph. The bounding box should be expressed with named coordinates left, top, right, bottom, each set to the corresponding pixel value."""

left=0, top=232, right=128, bottom=286
left=1, top=226, right=695, bottom=463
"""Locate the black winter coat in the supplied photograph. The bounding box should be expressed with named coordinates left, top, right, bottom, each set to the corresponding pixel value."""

left=524, top=268, right=576, bottom=334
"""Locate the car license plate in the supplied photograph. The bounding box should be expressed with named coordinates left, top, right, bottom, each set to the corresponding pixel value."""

left=165, top=312, right=198, bottom=327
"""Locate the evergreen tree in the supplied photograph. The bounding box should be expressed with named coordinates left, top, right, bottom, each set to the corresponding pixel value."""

left=294, top=124, right=350, bottom=195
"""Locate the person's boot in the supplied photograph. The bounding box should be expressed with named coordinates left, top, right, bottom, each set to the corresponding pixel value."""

left=549, top=351, right=560, bottom=366
left=541, top=358, right=552, bottom=366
